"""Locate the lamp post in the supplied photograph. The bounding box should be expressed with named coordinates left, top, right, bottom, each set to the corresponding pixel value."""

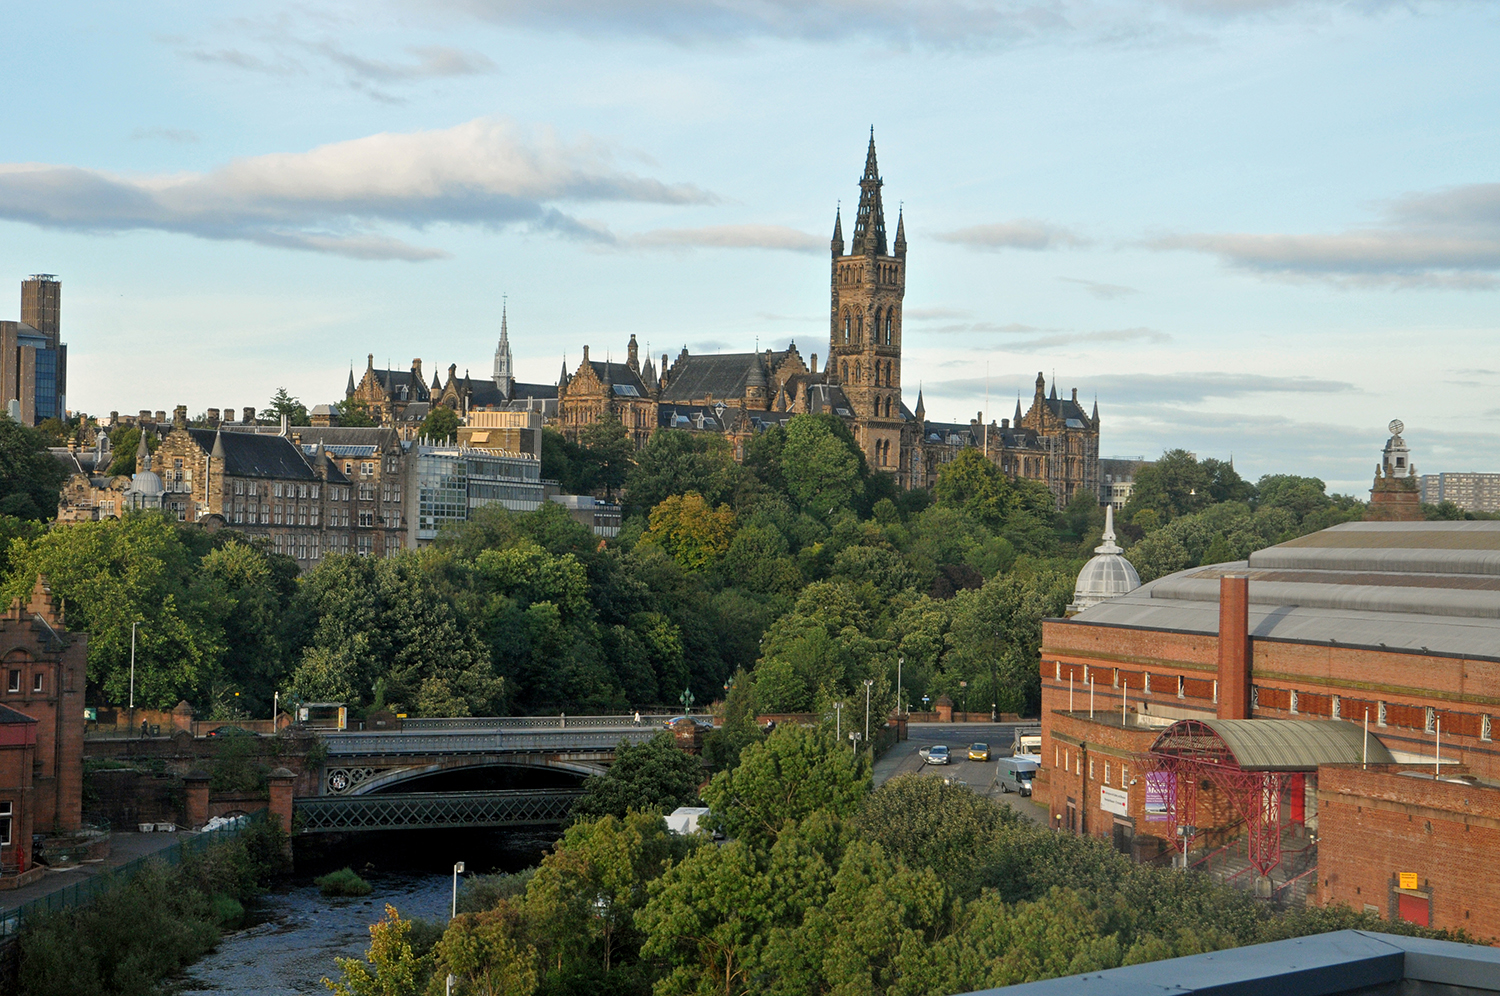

left=897, top=656, right=904, bottom=716
left=834, top=701, right=843, bottom=741
left=680, top=688, right=695, bottom=716
left=452, top=861, right=465, bottom=919
left=863, top=679, right=873, bottom=751
left=849, top=731, right=861, bottom=755
left=129, top=621, right=137, bottom=712
left=960, top=680, right=968, bottom=719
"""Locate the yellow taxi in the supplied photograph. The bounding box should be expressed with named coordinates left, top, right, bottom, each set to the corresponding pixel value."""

left=967, top=742, right=990, bottom=762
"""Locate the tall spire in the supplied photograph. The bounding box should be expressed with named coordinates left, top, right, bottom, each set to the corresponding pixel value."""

left=851, top=128, right=887, bottom=256
left=894, top=204, right=906, bottom=257
left=914, top=387, right=925, bottom=421
left=493, top=296, right=514, bottom=396
left=831, top=204, right=844, bottom=257
left=346, top=366, right=356, bottom=397
left=1014, top=395, right=1023, bottom=425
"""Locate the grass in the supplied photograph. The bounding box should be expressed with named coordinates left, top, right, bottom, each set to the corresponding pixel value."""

left=315, top=867, right=373, bottom=897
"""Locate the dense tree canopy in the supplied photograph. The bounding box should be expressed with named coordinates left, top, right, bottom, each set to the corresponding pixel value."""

left=0, top=415, right=67, bottom=520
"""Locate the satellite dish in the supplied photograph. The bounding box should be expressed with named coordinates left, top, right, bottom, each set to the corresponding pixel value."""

left=1388, top=419, right=1404, bottom=436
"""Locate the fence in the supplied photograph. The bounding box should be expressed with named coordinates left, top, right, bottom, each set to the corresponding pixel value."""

left=324, top=728, right=660, bottom=757
left=0, top=810, right=266, bottom=939
left=401, top=714, right=675, bottom=731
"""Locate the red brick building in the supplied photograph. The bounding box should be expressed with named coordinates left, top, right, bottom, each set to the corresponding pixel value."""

left=0, top=576, right=86, bottom=880
left=1038, top=521, right=1500, bottom=938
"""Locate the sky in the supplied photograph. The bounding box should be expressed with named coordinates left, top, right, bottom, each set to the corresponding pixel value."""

left=2, top=0, right=1498, bottom=495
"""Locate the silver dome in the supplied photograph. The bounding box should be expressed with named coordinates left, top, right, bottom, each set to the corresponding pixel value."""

left=126, top=470, right=164, bottom=498
left=1069, top=505, right=1141, bottom=613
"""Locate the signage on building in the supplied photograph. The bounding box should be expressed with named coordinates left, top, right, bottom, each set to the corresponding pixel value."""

left=1144, top=771, right=1172, bottom=822
left=1100, top=786, right=1128, bottom=817
left=1399, top=872, right=1419, bottom=890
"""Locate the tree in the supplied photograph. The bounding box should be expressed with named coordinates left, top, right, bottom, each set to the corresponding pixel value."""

left=570, top=731, right=702, bottom=822
left=430, top=905, right=538, bottom=996
left=640, top=493, right=736, bottom=573
left=105, top=426, right=155, bottom=477
left=854, top=773, right=1016, bottom=898
left=1202, top=458, right=1255, bottom=505
left=579, top=414, right=634, bottom=501
left=199, top=541, right=298, bottom=715
left=625, top=430, right=740, bottom=512
left=1124, top=449, right=1210, bottom=524
left=945, top=563, right=1074, bottom=715
left=0, top=414, right=68, bottom=520
left=419, top=405, right=460, bottom=442
left=780, top=415, right=862, bottom=516
left=701, top=724, right=868, bottom=849
left=266, top=388, right=310, bottom=427
left=324, top=904, right=430, bottom=996
left=1254, top=474, right=1333, bottom=522
left=338, top=400, right=378, bottom=428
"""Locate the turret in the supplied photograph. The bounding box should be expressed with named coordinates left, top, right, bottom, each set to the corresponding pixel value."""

left=831, top=206, right=845, bottom=257
left=627, top=334, right=640, bottom=374
left=894, top=207, right=906, bottom=258
left=914, top=388, right=926, bottom=422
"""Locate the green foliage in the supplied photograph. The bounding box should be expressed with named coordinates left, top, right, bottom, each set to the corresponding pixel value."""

left=105, top=426, right=156, bottom=477
left=640, top=492, right=736, bottom=573
left=324, top=904, right=430, bottom=996
left=579, top=413, right=636, bottom=501
left=419, top=405, right=460, bottom=442
left=626, top=430, right=740, bottom=512
left=317, top=867, right=375, bottom=897
left=209, top=728, right=269, bottom=795
left=0, top=413, right=68, bottom=520
left=780, top=415, right=864, bottom=516
left=570, top=731, right=703, bottom=822
left=456, top=868, right=536, bottom=914
left=701, top=724, right=868, bottom=848
left=1124, top=448, right=1212, bottom=524
left=338, top=400, right=378, bottom=427
left=267, top=387, right=311, bottom=427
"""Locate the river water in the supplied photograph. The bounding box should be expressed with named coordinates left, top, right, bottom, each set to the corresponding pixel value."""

left=174, top=829, right=553, bottom=995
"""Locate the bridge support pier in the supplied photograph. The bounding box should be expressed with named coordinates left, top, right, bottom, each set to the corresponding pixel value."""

left=183, top=771, right=210, bottom=830
left=268, top=767, right=296, bottom=859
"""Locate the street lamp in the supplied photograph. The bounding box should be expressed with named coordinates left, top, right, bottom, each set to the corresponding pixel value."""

left=452, top=861, right=465, bottom=918
left=897, top=656, right=904, bottom=716
left=849, top=731, right=862, bottom=755
left=680, top=688, right=695, bottom=716
left=129, top=621, right=137, bottom=712
left=960, top=680, right=968, bottom=719
left=863, top=679, right=873, bottom=752
left=833, top=701, right=843, bottom=741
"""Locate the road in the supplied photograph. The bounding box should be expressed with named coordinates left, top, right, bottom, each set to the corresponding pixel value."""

left=873, top=722, right=1048, bottom=825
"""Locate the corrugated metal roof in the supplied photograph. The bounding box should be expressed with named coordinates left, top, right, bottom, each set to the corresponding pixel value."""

left=1184, top=719, right=1395, bottom=770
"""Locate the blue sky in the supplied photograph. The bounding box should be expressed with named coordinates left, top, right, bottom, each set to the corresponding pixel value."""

left=3, top=1, right=1497, bottom=494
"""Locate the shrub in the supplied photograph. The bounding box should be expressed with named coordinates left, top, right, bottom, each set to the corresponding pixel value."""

left=316, top=867, right=373, bottom=897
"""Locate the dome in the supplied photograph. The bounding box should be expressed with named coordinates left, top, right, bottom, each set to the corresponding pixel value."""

left=1068, top=505, right=1140, bottom=614
left=125, top=470, right=164, bottom=507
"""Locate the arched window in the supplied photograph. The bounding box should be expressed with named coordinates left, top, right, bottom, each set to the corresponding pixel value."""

left=841, top=360, right=848, bottom=381
left=874, top=308, right=882, bottom=343
left=843, top=312, right=851, bottom=342
left=856, top=315, right=863, bottom=345
left=885, top=313, right=893, bottom=344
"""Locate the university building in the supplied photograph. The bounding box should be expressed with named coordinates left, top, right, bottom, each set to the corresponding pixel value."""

left=0, top=275, right=67, bottom=425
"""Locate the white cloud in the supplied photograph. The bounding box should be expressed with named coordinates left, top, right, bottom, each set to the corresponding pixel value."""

left=1060, top=275, right=1138, bottom=299
left=315, top=44, right=496, bottom=83
left=633, top=224, right=821, bottom=252
left=934, top=219, right=1090, bottom=251
left=1152, top=182, right=1500, bottom=289
left=0, top=118, right=711, bottom=260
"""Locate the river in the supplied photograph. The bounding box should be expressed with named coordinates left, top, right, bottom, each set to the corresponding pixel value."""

left=173, top=829, right=554, bottom=995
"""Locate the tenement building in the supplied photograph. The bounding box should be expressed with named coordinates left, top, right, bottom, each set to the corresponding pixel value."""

left=1420, top=472, right=1500, bottom=513
left=1036, top=489, right=1500, bottom=933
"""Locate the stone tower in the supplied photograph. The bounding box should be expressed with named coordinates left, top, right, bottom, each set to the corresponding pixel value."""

left=1366, top=419, right=1423, bottom=522
left=829, top=130, right=906, bottom=473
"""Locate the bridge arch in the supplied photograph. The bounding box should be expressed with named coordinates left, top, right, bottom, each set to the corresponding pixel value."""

left=350, top=756, right=608, bottom=796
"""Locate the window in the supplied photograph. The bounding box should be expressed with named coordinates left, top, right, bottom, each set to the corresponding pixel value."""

left=1143, top=672, right=1151, bottom=695
left=359, top=484, right=375, bottom=501
left=6, top=670, right=18, bottom=692
left=32, top=672, right=43, bottom=694
left=1177, top=675, right=1185, bottom=699
left=1332, top=695, right=1342, bottom=720
left=296, top=484, right=306, bottom=498
left=310, top=505, right=320, bottom=526
left=885, top=313, right=893, bottom=344
left=274, top=483, right=284, bottom=498
left=1121, top=764, right=1128, bottom=785
left=311, top=485, right=319, bottom=499
left=1055, top=661, right=1061, bottom=680
left=392, top=484, right=401, bottom=502
left=274, top=504, right=283, bottom=525
left=310, top=536, right=320, bottom=560
left=260, top=504, right=269, bottom=524
left=1213, top=679, right=1219, bottom=704
left=1378, top=701, right=1388, bottom=726
left=358, top=511, right=374, bottom=527
left=273, top=534, right=284, bottom=555
left=1104, top=762, right=1111, bottom=785
left=361, top=462, right=374, bottom=477
left=234, top=480, right=244, bottom=495
left=1483, top=715, right=1492, bottom=742
left=358, top=534, right=373, bottom=556
left=0, top=801, right=10, bottom=845
left=843, top=313, right=850, bottom=342
left=1251, top=686, right=1260, bottom=710
left=1425, top=707, right=1436, bottom=733
left=1290, top=689, right=1299, bottom=714
left=1089, top=758, right=1095, bottom=780
left=382, top=483, right=392, bottom=502
left=344, top=462, right=353, bottom=475
left=297, top=535, right=308, bottom=560
left=248, top=483, right=258, bottom=497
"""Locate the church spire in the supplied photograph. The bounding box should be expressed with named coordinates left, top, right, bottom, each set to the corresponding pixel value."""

left=346, top=365, right=356, bottom=398
left=1014, top=394, right=1023, bottom=425
left=914, top=387, right=925, bottom=421
left=831, top=205, right=844, bottom=257
left=851, top=128, right=887, bottom=256
left=493, top=296, right=514, bottom=396
left=894, top=205, right=906, bottom=258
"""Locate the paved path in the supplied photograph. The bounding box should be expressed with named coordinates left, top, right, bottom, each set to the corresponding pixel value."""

left=874, top=722, right=1049, bottom=825
left=0, top=831, right=187, bottom=910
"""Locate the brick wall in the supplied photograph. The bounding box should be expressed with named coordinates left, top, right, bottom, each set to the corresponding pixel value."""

left=1317, top=765, right=1500, bottom=940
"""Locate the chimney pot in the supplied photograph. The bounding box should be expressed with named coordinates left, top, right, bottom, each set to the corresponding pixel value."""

left=1217, top=575, right=1252, bottom=719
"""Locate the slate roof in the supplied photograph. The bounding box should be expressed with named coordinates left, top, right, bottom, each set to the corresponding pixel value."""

left=659, top=351, right=781, bottom=403
left=0, top=703, right=37, bottom=725
left=918, top=421, right=1042, bottom=448
left=1039, top=394, right=1092, bottom=426
left=368, top=368, right=430, bottom=403
left=281, top=426, right=402, bottom=451
left=803, top=382, right=854, bottom=417
left=585, top=361, right=650, bottom=396
left=184, top=429, right=319, bottom=481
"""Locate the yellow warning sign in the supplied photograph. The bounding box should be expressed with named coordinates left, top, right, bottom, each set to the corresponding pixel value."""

left=1399, top=872, right=1418, bottom=890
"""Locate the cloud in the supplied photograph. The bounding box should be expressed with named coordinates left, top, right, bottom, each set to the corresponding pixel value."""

left=904, top=307, right=973, bottom=320
left=935, top=219, right=1090, bottom=251
left=634, top=224, right=821, bottom=252
left=1060, top=276, right=1138, bottom=299
left=921, top=320, right=1047, bottom=335
left=1152, top=182, right=1500, bottom=289
left=994, top=327, right=1171, bottom=351
left=1081, top=371, right=1356, bottom=405
left=0, top=118, right=710, bottom=260
left=315, top=44, right=496, bottom=83
left=428, top=0, right=1419, bottom=47
left=129, top=127, right=200, bottom=143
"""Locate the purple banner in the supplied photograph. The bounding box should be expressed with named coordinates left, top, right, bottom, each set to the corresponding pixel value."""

left=1144, top=771, right=1172, bottom=822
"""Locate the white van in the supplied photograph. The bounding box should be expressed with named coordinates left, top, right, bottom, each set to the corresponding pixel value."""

left=995, top=756, right=1039, bottom=796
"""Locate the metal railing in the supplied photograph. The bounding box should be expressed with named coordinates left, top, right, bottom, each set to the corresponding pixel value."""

left=294, top=789, right=583, bottom=832
left=0, top=810, right=265, bottom=938
left=324, top=728, right=660, bottom=757
left=401, top=714, right=674, bottom=731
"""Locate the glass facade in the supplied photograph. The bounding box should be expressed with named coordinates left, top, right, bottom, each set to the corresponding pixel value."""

left=415, top=446, right=543, bottom=540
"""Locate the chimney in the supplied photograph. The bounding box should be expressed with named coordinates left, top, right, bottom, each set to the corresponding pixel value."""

left=206, top=408, right=221, bottom=427
left=810, top=353, right=818, bottom=375
left=1217, top=575, right=1251, bottom=719
left=154, top=410, right=166, bottom=424
left=1001, top=418, right=1010, bottom=429
left=173, top=405, right=188, bottom=428
left=225, top=404, right=234, bottom=423
left=243, top=406, right=256, bottom=425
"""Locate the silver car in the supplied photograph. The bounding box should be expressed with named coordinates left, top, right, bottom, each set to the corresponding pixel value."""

left=925, top=744, right=951, bottom=765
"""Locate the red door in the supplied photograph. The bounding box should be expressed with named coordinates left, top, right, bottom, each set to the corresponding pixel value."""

left=1288, top=774, right=1306, bottom=825
left=1397, top=893, right=1429, bottom=927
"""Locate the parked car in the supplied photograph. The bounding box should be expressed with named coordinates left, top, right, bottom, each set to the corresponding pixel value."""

left=995, top=756, right=1039, bottom=796
left=663, top=716, right=715, bottom=730
left=205, top=726, right=255, bottom=738
left=925, top=744, right=951, bottom=765
left=967, top=742, right=990, bottom=762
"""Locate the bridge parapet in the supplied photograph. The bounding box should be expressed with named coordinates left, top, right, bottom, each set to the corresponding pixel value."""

left=401, top=715, right=679, bottom=731
left=324, top=728, right=659, bottom=758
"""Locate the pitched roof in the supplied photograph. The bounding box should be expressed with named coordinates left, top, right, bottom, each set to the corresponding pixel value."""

left=0, top=703, right=37, bottom=725
left=586, top=361, right=649, bottom=397
left=184, top=428, right=318, bottom=480
left=660, top=351, right=783, bottom=403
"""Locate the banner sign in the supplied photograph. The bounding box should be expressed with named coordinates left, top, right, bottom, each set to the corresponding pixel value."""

left=1144, top=771, right=1172, bottom=822
left=1100, top=786, right=1129, bottom=817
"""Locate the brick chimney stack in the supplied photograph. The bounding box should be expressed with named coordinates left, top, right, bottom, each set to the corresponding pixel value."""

left=1217, top=575, right=1251, bottom=719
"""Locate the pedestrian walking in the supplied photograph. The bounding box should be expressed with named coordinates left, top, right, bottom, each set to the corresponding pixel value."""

left=634, top=711, right=641, bottom=727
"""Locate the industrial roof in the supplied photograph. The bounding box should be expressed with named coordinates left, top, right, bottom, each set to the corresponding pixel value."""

left=1152, top=719, right=1396, bottom=771
left=954, top=929, right=1500, bottom=996
left=1067, top=521, right=1500, bottom=659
